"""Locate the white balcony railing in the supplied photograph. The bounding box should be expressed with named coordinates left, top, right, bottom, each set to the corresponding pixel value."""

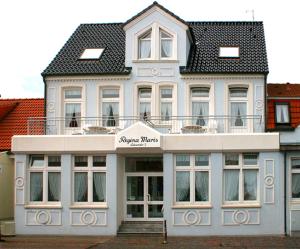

left=27, top=115, right=263, bottom=135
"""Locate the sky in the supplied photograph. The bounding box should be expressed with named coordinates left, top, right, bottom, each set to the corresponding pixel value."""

left=0, top=0, right=299, bottom=98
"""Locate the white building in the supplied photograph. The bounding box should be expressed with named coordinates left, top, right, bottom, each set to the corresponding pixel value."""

left=12, top=2, right=282, bottom=236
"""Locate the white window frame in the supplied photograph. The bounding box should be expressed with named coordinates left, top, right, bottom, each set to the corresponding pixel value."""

left=138, top=29, right=152, bottom=59
left=27, top=155, right=61, bottom=206
left=291, top=157, right=300, bottom=202
left=159, top=87, right=173, bottom=123
left=275, top=102, right=290, bottom=125
left=223, top=153, right=260, bottom=206
left=174, top=154, right=211, bottom=206
left=100, top=87, right=120, bottom=128
left=72, top=155, right=107, bottom=207
left=159, top=28, right=174, bottom=59
left=138, top=86, right=153, bottom=120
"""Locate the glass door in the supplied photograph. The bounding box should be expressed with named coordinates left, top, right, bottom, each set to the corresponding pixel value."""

left=126, top=174, right=163, bottom=220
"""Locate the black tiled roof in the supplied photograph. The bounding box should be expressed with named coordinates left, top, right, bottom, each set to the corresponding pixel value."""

left=42, top=21, right=268, bottom=76
left=181, top=21, right=268, bottom=74
left=42, top=23, right=131, bottom=76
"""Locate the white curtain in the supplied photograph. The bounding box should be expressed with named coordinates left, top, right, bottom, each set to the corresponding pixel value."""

left=176, top=172, right=190, bottom=202
left=74, top=172, right=87, bottom=202
left=30, top=172, right=43, bottom=201
left=292, top=174, right=300, bottom=198
left=65, top=103, right=81, bottom=127
left=48, top=172, right=61, bottom=201
left=161, top=103, right=172, bottom=121
left=140, top=102, right=151, bottom=119
left=176, top=155, right=190, bottom=166
left=93, top=172, right=106, bottom=202
left=192, top=102, right=208, bottom=126
left=224, top=170, right=239, bottom=201
left=139, top=40, right=151, bottom=58
left=102, top=102, right=119, bottom=127
left=244, top=170, right=257, bottom=200
left=161, top=40, right=172, bottom=57
left=276, top=105, right=289, bottom=123
left=195, top=172, right=209, bottom=201
left=231, top=102, right=246, bottom=126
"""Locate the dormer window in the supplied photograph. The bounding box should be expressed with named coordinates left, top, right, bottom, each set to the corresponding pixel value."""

left=138, top=30, right=152, bottom=59
left=160, top=30, right=173, bottom=58
left=219, top=47, right=239, bottom=58
left=275, top=103, right=290, bottom=125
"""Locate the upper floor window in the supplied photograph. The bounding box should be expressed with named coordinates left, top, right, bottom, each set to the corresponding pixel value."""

left=275, top=103, right=290, bottom=125
left=139, top=88, right=152, bottom=119
left=64, top=88, right=82, bottom=128
left=160, top=30, right=173, bottom=59
left=219, top=46, right=239, bottom=58
left=160, top=88, right=173, bottom=121
left=229, top=87, right=248, bottom=127
left=191, top=87, right=210, bottom=126
left=28, top=155, right=61, bottom=204
left=138, top=30, right=152, bottom=59
left=101, top=88, right=119, bottom=127
left=291, top=158, right=300, bottom=199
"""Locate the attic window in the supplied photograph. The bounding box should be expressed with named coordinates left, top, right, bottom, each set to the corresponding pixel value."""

left=80, top=48, right=104, bottom=59
left=219, top=47, right=239, bottom=58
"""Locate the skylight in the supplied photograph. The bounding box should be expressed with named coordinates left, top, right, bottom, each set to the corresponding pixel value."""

left=80, top=48, right=104, bottom=59
left=219, top=47, right=239, bottom=58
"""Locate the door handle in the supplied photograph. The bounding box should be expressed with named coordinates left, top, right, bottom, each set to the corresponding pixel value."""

left=147, top=194, right=151, bottom=203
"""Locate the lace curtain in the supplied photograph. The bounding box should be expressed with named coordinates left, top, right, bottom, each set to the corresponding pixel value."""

left=139, top=40, right=151, bottom=58
left=224, top=170, right=239, bottom=201
left=161, top=103, right=172, bottom=121
left=161, top=39, right=172, bottom=58
left=176, top=172, right=190, bottom=201
left=30, top=173, right=43, bottom=201
left=74, top=172, right=88, bottom=202
left=195, top=172, right=209, bottom=201
left=244, top=170, right=257, bottom=200
left=192, top=102, right=209, bottom=126
left=276, top=105, right=289, bottom=123
left=93, top=172, right=106, bottom=202
left=231, top=102, right=246, bottom=126
left=292, top=174, right=300, bottom=198
left=102, top=102, right=119, bottom=127
left=48, top=172, right=61, bottom=201
left=65, top=103, right=81, bottom=127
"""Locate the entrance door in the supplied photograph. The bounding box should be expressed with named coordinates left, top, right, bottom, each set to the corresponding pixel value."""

left=126, top=174, right=163, bottom=220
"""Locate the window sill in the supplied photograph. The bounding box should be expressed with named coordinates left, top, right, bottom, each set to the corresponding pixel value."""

left=172, top=204, right=212, bottom=209
left=132, top=59, right=179, bottom=63
left=69, top=205, right=108, bottom=209
left=24, top=204, right=63, bottom=209
left=222, top=203, right=261, bottom=208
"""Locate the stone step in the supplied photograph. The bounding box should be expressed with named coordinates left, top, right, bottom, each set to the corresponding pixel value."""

left=118, top=221, right=163, bottom=236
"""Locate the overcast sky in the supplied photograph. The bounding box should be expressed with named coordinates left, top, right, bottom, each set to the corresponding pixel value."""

left=0, top=0, right=299, bottom=98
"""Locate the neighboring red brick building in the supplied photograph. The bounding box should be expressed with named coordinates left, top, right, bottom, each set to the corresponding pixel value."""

left=0, top=98, right=44, bottom=151
left=267, top=83, right=300, bottom=130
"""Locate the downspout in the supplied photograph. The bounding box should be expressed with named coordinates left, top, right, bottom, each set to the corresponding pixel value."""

left=43, top=76, right=47, bottom=117
left=264, top=73, right=268, bottom=132
left=284, top=150, right=287, bottom=236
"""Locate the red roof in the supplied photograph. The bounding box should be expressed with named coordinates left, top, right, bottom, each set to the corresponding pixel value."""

left=0, top=98, right=44, bottom=151
left=267, top=83, right=300, bottom=130
left=268, top=83, right=300, bottom=97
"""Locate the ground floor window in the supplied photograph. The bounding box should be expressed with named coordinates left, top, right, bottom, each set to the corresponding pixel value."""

left=175, top=154, right=210, bottom=205
left=223, top=153, right=259, bottom=203
left=28, top=155, right=61, bottom=203
left=291, top=158, right=300, bottom=199
left=73, top=155, right=106, bottom=205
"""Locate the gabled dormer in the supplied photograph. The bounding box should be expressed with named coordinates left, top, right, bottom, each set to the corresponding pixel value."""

left=123, top=1, right=192, bottom=66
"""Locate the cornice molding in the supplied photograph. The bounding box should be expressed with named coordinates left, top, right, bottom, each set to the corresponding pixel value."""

left=45, top=75, right=131, bottom=83
left=180, top=74, right=265, bottom=81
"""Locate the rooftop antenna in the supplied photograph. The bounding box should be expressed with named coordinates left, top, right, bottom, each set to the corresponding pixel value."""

left=246, top=9, right=255, bottom=21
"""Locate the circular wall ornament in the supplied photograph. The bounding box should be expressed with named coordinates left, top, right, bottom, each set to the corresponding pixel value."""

left=15, top=177, right=24, bottom=188
left=81, top=211, right=96, bottom=225
left=151, top=68, right=159, bottom=76
left=36, top=210, right=51, bottom=225
left=48, top=102, right=55, bottom=111
left=183, top=210, right=200, bottom=225
left=233, top=210, right=248, bottom=224
left=264, top=175, right=274, bottom=186
left=255, top=100, right=263, bottom=110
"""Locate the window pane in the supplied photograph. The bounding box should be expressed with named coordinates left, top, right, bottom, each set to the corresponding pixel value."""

left=161, top=102, right=172, bottom=121
left=139, top=88, right=151, bottom=98
left=65, top=103, right=81, bottom=127
left=225, top=153, right=239, bottom=165
left=231, top=102, right=247, bottom=126
left=219, top=47, right=239, bottom=58
left=102, top=102, right=119, bottom=127
left=276, top=104, right=289, bottom=123
left=161, top=39, right=172, bottom=58
left=127, top=205, right=144, bottom=218
left=244, top=169, right=257, bottom=201
left=191, top=87, right=210, bottom=97
left=195, top=172, right=209, bottom=201
left=160, top=89, right=172, bottom=98
left=243, top=154, right=258, bottom=165
left=74, top=156, right=88, bottom=167
left=30, top=155, right=44, bottom=167
left=140, top=102, right=151, bottom=119
left=176, top=155, right=190, bottom=166
left=48, top=156, right=61, bottom=167
left=93, top=156, right=106, bottom=167
left=229, top=88, right=247, bottom=97
left=161, top=31, right=172, bottom=39
left=30, top=172, right=43, bottom=201
left=292, top=159, right=300, bottom=169
left=195, top=154, right=209, bottom=166
left=48, top=172, right=61, bottom=201
left=102, top=89, right=119, bottom=98
left=65, top=89, right=81, bottom=99
left=93, top=172, right=106, bottom=202
left=139, top=31, right=151, bottom=59
left=292, top=174, right=300, bottom=198
left=192, top=102, right=208, bottom=126
left=74, top=172, right=88, bottom=202
left=224, top=170, right=239, bottom=201
left=127, top=176, right=144, bottom=201
left=176, top=172, right=190, bottom=202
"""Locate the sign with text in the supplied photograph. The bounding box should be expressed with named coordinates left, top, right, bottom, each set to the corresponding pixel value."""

left=115, top=122, right=161, bottom=148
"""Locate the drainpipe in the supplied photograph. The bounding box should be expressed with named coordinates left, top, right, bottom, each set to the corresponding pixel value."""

left=43, top=76, right=47, bottom=117
left=284, top=150, right=287, bottom=236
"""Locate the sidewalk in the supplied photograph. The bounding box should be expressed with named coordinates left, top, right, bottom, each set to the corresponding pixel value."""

left=0, top=235, right=300, bottom=249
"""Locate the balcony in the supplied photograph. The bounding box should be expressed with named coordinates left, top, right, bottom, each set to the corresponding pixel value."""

left=27, top=115, right=263, bottom=135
